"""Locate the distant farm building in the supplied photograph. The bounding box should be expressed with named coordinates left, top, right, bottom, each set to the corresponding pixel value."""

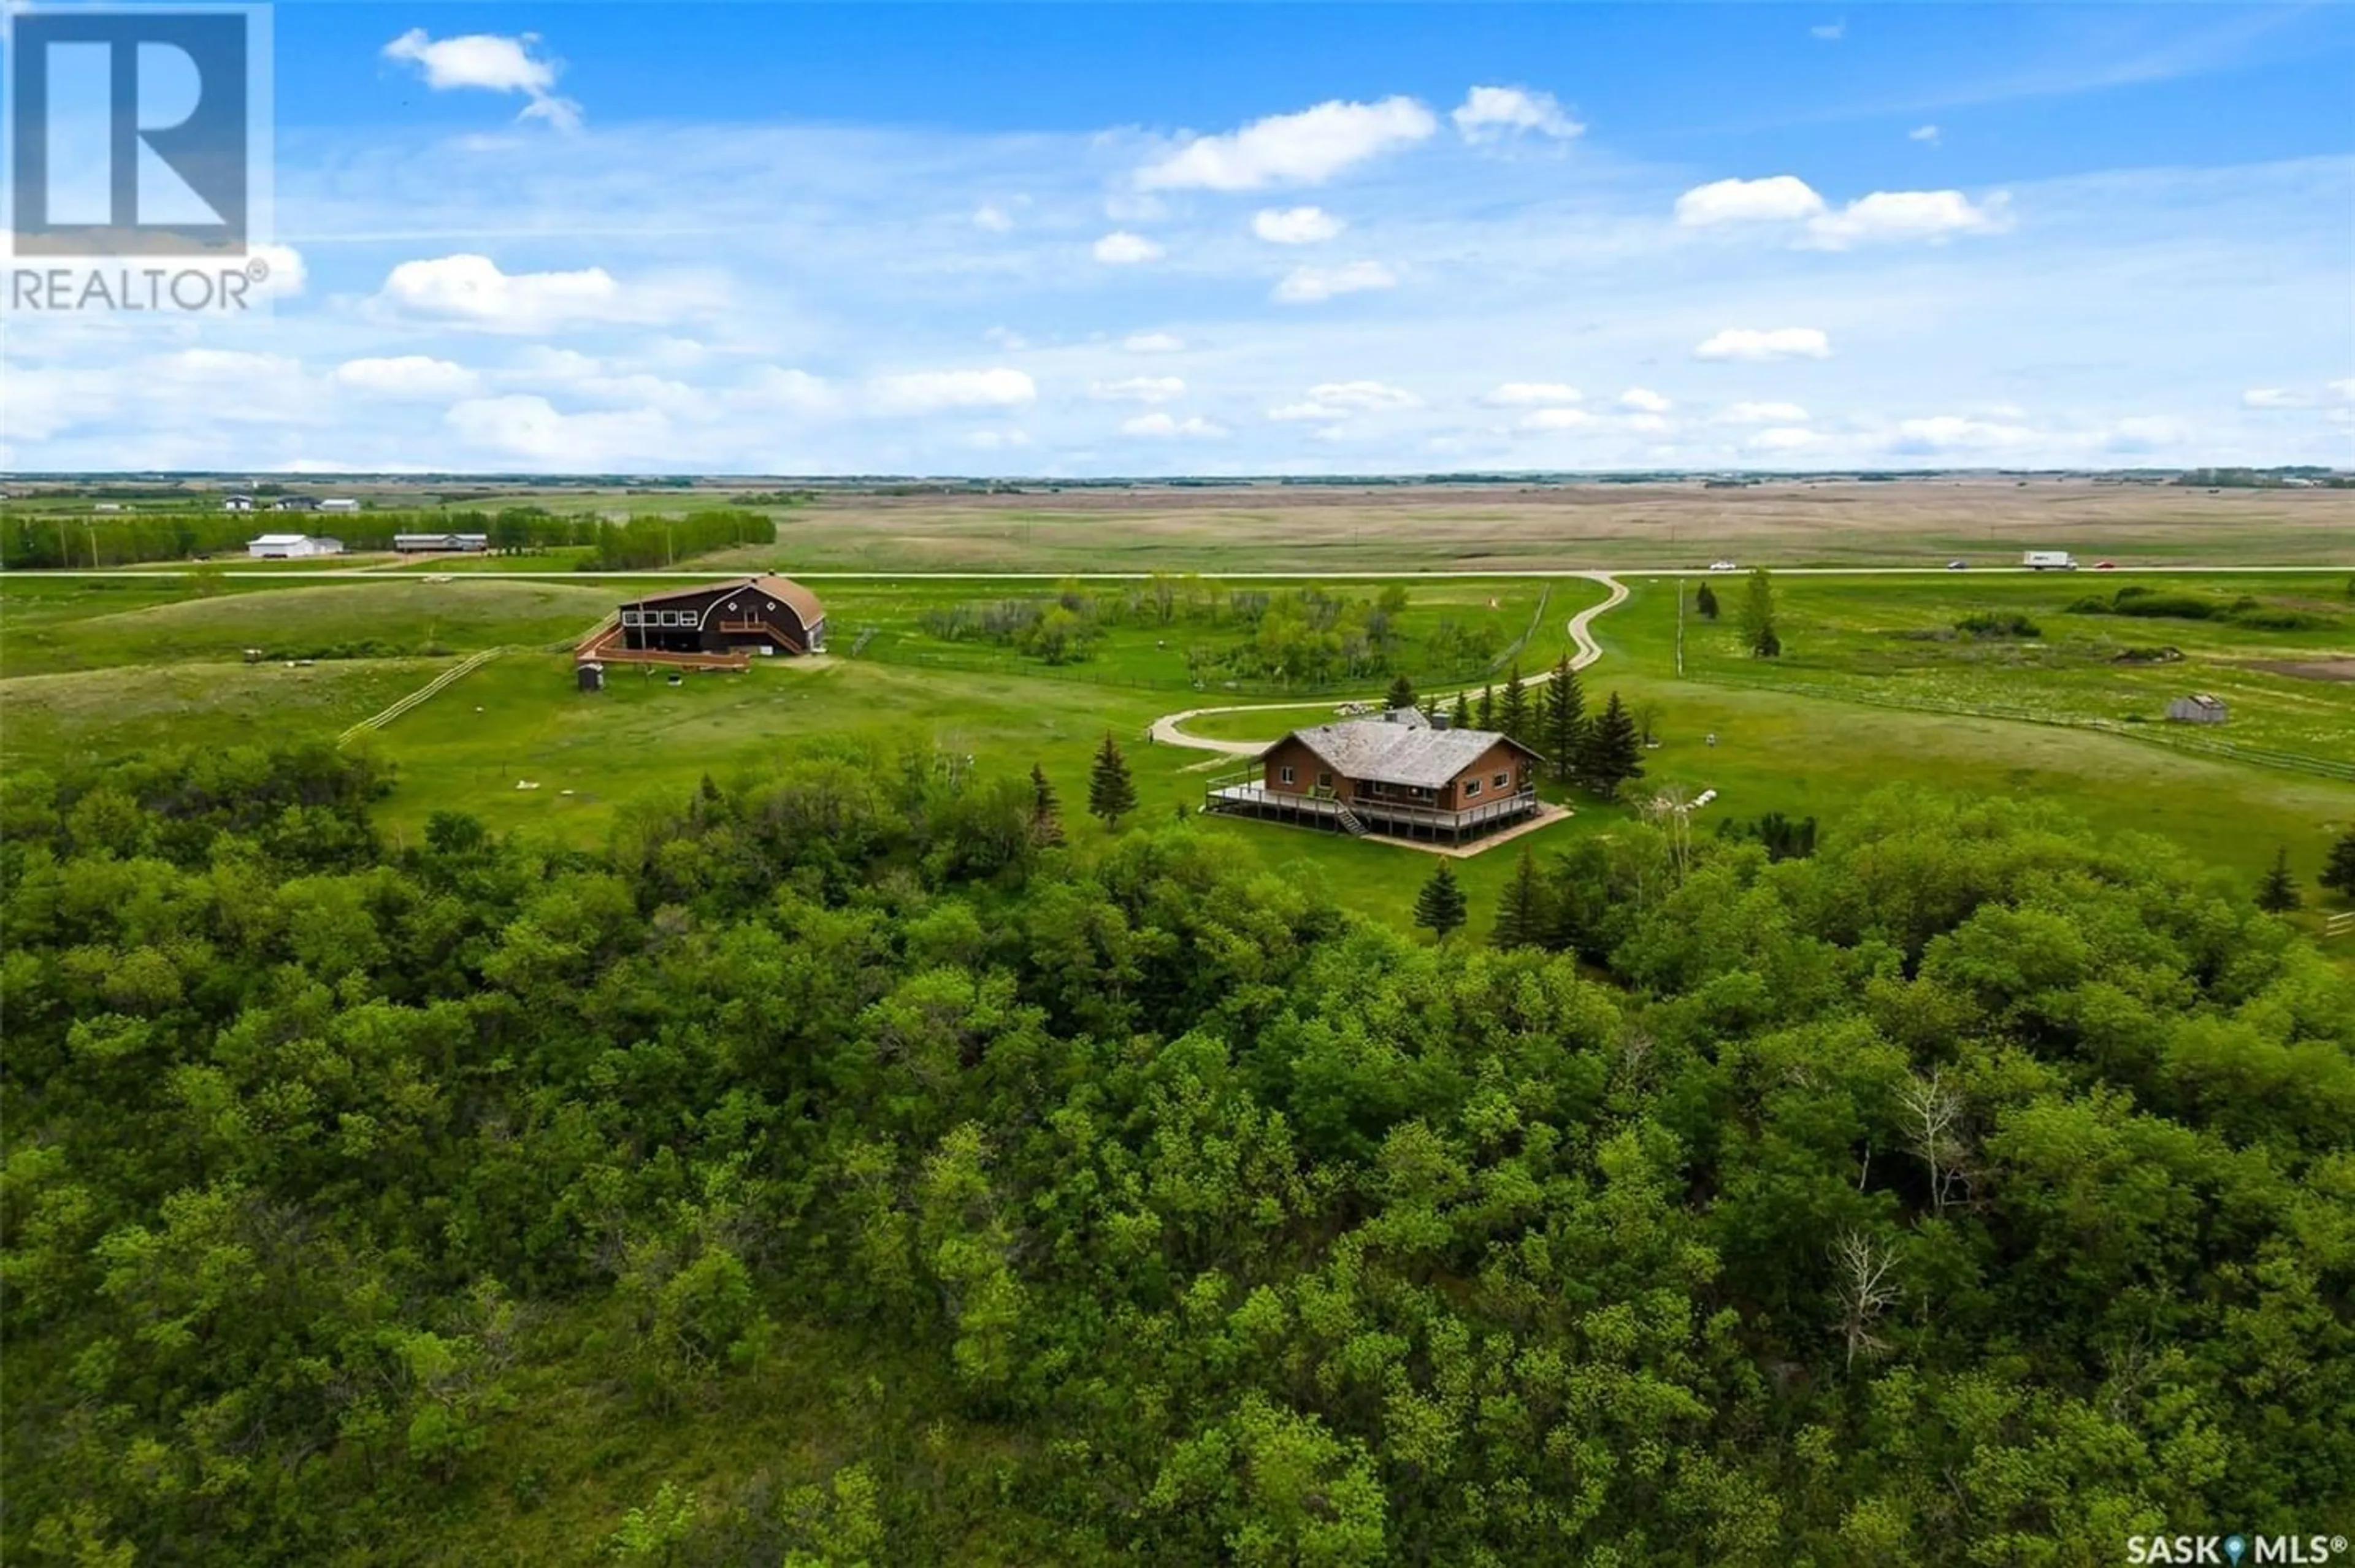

left=317, top=498, right=361, bottom=513
left=247, top=534, right=345, bottom=559
left=272, top=496, right=320, bottom=513
left=1206, top=713, right=1544, bottom=844
left=392, top=532, right=490, bottom=553
left=576, top=576, right=828, bottom=671
left=2165, top=693, right=2229, bottom=725
left=221, top=494, right=255, bottom=512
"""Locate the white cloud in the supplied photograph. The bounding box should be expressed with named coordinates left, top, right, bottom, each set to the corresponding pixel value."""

left=1252, top=206, right=1344, bottom=245
left=1618, top=387, right=1672, bottom=414
left=1121, top=412, right=1229, bottom=439
left=381, top=29, right=581, bottom=131
left=1694, top=327, right=1833, bottom=362
left=1622, top=412, right=1671, bottom=434
left=1093, top=231, right=1165, bottom=264
left=248, top=243, right=307, bottom=298
left=1268, top=383, right=1417, bottom=423
left=1812, top=20, right=1845, bottom=40
left=1750, top=426, right=1821, bottom=452
left=1718, top=400, right=1811, bottom=424
left=1890, top=415, right=2035, bottom=453
left=374, top=254, right=698, bottom=333
left=1452, top=85, right=1583, bottom=143
left=868, top=367, right=1037, bottom=415
left=2104, top=416, right=2192, bottom=453
left=1909, top=124, right=1942, bottom=143
left=963, top=429, right=1031, bottom=451
left=973, top=204, right=1014, bottom=232
left=445, top=396, right=667, bottom=463
left=2330, top=379, right=2355, bottom=402
left=1483, top=382, right=1582, bottom=407
left=734, top=367, right=837, bottom=415
left=2242, top=388, right=2302, bottom=409
left=982, top=326, right=1028, bottom=350
left=1090, top=376, right=1187, bottom=403
left=1272, top=260, right=1397, bottom=304
left=1122, top=332, right=1185, bottom=354
left=1136, top=96, right=1438, bottom=191
left=1517, top=408, right=1591, bottom=431
left=1806, top=189, right=2012, bottom=248
left=331, top=356, right=481, bottom=400
left=1308, top=380, right=1420, bottom=411
left=1675, top=175, right=1828, bottom=226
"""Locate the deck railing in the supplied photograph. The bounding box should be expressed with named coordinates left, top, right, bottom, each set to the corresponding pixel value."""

left=1206, top=778, right=1538, bottom=832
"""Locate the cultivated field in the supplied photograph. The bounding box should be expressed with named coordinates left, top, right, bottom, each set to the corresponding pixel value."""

left=710, top=477, right=2355, bottom=573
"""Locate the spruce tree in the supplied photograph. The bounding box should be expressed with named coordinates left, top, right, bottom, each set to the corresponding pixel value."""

left=1541, top=655, right=1586, bottom=782
left=1087, top=732, right=1137, bottom=828
left=1499, top=664, right=1530, bottom=745
left=1028, top=763, right=1065, bottom=847
left=1449, top=690, right=1472, bottom=729
left=1414, top=860, right=1468, bottom=940
left=2324, top=828, right=2355, bottom=900
left=1477, top=683, right=1496, bottom=730
left=1385, top=673, right=1417, bottom=711
left=1695, top=581, right=1720, bottom=621
left=2257, top=846, right=2302, bottom=912
left=1492, top=849, right=1545, bottom=947
left=1580, top=692, right=1645, bottom=800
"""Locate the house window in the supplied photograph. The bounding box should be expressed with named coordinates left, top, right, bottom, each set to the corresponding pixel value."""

left=1317, top=771, right=1333, bottom=789
left=1279, top=765, right=1295, bottom=784
left=1465, top=778, right=1482, bottom=797
left=621, top=610, right=640, bottom=626
left=1494, top=772, right=1509, bottom=789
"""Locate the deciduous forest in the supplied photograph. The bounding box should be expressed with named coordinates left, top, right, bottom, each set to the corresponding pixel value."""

left=4, top=744, right=2351, bottom=1564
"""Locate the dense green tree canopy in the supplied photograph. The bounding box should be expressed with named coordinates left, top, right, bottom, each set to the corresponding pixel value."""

left=4, top=746, right=2351, bottom=1564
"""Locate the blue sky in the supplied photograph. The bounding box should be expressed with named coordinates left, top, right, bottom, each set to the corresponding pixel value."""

left=6, top=2, right=2352, bottom=473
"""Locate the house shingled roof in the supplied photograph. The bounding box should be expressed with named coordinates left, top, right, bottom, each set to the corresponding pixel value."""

left=1262, top=719, right=1542, bottom=789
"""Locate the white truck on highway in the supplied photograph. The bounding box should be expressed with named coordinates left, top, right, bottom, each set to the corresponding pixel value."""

left=2022, top=550, right=2078, bottom=571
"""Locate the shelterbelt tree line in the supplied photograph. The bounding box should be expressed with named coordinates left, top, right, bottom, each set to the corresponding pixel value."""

left=2, top=742, right=2350, bottom=1565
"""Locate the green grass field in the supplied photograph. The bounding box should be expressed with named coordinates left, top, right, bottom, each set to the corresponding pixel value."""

left=1655, top=571, right=2355, bottom=773
left=6, top=562, right=2351, bottom=933
left=0, top=576, right=617, bottom=676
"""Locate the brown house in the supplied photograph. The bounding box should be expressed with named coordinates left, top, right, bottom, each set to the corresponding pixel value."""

left=1207, top=714, right=1544, bottom=843
left=613, top=576, right=827, bottom=659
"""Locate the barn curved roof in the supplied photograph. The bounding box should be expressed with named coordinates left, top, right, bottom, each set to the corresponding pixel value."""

left=623, top=575, right=825, bottom=625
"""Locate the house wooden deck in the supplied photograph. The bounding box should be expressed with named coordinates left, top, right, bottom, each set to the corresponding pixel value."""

left=1203, top=771, right=1542, bottom=844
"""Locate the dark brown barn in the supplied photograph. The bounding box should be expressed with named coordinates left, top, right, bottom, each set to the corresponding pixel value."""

left=1206, top=713, right=1544, bottom=843
left=614, top=576, right=827, bottom=659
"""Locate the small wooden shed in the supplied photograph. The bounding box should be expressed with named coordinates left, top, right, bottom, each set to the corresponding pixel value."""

left=2165, top=693, right=2227, bottom=725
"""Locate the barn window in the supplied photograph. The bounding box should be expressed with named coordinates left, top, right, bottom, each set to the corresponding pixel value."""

left=727, top=601, right=739, bottom=611
left=766, top=601, right=777, bottom=610
left=1465, top=778, right=1482, bottom=797
left=621, top=610, right=640, bottom=626
left=1317, top=771, right=1332, bottom=789
left=1279, top=765, right=1295, bottom=784
left=1493, top=772, right=1509, bottom=789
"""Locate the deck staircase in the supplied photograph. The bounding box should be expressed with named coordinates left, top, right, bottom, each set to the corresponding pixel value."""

left=1334, top=803, right=1369, bottom=836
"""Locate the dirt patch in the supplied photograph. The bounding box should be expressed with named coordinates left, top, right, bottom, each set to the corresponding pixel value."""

left=2246, top=658, right=2355, bottom=683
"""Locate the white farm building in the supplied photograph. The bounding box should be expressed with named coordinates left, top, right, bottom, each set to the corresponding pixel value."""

left=247, top=534, right=345, bottom=559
